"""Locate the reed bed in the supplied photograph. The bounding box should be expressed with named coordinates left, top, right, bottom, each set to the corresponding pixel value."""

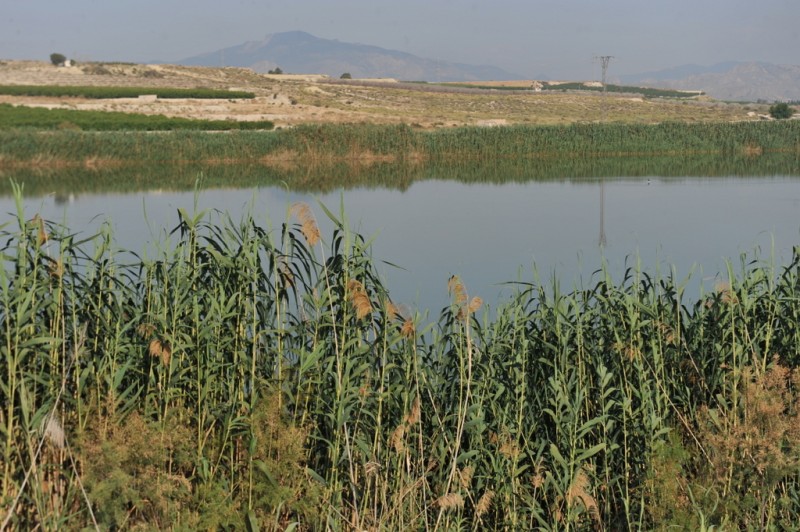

left=2, top=189, right=800, bottom=530
left=1, top=121, right=798, bottom=169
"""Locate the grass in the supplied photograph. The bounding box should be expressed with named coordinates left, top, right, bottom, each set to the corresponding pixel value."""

left=0, top=84, right=255, bottom=99
left=2, top=189, right=800, bottom=529
left=0, top=104, right=274, bottom=131
left=0, top=121, right=797, bottom=169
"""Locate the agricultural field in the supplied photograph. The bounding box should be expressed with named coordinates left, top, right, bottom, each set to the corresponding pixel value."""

left=0, top=85, right=255, bottom=99
left=0, top=60, right=769, bottom=129
left=0, top=104, right=273, bottom=131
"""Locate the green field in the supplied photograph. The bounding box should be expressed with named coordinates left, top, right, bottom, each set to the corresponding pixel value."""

left=0, top=84, right=255, bottom=99
left=542, top=82, right=703, bottom=98
left=441, top=81, right=701, bottom=99
left=1, top=195, right=800, bottom=529
left=0, top=103, right=273, bottom=131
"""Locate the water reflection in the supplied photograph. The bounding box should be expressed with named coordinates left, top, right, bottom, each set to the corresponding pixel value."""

left=2, top=155, right=799, bottom=314
left=2, top=152, right=799, bottom=198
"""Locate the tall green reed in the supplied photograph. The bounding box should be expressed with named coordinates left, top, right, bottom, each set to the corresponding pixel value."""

left=2, top=190, right=800, bottom=529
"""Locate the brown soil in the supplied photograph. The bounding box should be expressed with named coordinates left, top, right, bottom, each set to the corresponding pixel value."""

left=0, top=60, right=759, bottom=128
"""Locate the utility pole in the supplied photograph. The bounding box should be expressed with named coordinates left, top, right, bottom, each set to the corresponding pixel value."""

left=594, top=55, right=614, bottom=120
left=596, top=56, right=613, bottom=94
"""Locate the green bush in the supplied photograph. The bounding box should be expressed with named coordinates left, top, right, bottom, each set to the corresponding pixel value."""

left=769, top=102, right=794, bottom=119
left=49, top=53, right=66, bottom=66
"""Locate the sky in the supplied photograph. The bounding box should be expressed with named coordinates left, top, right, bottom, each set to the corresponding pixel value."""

left=2, top=0, right=798, bottom=80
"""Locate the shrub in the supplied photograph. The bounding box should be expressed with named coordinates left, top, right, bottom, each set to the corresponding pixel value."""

left=769, top=102, right=794, bottom=119
left=49, top=53, right=66, bottom=66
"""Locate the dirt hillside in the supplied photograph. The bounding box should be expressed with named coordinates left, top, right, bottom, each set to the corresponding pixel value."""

left=0, top=60, right=759, bottom=128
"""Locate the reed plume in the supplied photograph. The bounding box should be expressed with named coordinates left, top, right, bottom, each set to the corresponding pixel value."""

left=290, top=202, right=321, bottom=246
left=566, top=469, right=601, bottom=527
left=347, top=279, right=372, bottom=319
left=435, top=493, right=464, bottom=510
left=475, top=490, right=495, bottom=517
left=149, top=338, right=171, bottom=367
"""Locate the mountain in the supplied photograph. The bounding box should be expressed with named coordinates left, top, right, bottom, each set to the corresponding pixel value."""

left=620, top=61, right=743, bottom=83
left=177, top=31, right=520, bottom=82
left=622, top=61, right=800, bottom=102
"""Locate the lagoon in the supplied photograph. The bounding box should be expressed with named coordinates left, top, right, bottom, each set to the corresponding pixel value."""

left=2, top=160, right=799, bottom=315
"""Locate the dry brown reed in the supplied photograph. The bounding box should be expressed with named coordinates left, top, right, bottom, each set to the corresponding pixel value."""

left=467, top=296, right=483, bottom=314
left=400, top=319, right=415, bottom=338
left=346, top=279, right=372, bottom=319
left=391, top=424, right=406, bottom=454
left=458, top=465, right=474, bottom=489
left=475, top=490, right=495, bottom=517
left=406, top=397, right=421, bottom=425
left=435, top=493, right=464, bottom=510
left=149, top=338, right=171, bottom=367
left=447, top=275, right=468, bottom=306
left=566, top=469, right=601, bottom=527
left=290, top=202, right=321, bottom=246
left=42, top=415, right=65, bottom=450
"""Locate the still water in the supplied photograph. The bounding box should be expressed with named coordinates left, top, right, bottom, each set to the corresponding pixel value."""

left=3, top=168, right=800, bottom=314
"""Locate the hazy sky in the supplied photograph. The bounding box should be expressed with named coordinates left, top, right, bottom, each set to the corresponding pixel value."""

left=2, top=0, right=798, bottom=79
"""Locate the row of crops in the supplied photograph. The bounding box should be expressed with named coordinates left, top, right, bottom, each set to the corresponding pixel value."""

left=2, top=192, right=800, bottom=529
left=0, top=84, right=255, bottom=99
left=0, top=104, right=273, bottom=131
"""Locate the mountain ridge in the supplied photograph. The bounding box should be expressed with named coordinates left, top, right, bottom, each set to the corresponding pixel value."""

left=178, top=30, right=520, bottom=82
left=622, top=61, right=800, bottom=101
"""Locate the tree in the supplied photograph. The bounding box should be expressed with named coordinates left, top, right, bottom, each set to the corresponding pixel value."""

left=50, top=53, right=66, bottom=66
left=340, top=72, right=352, bottom=79
left=769, top=102, right=794, bottom=120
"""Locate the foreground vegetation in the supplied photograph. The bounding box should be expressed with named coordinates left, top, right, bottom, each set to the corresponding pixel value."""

left=1, top=121, right=798, bottom=167
left=0, top=104, right=274, bottom=132
left=2, top=191, right=800, bottom=530
left=0, top=85, right=255, bottom=99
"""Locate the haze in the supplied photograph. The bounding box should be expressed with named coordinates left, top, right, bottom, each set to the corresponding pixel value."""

left=2, top=0, right=798, bottom=80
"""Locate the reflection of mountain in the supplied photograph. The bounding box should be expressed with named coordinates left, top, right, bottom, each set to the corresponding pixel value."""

left=4, top=153, right=799, bottom=198
left=621, top=61, right=800, bottom=101
left=177, top=30, right=520, bottom=81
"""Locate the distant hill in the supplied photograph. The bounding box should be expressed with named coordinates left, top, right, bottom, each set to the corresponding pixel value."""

left=177, top=31, right=520, bottom=82
left=622, top=61, right=800, bottom=102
